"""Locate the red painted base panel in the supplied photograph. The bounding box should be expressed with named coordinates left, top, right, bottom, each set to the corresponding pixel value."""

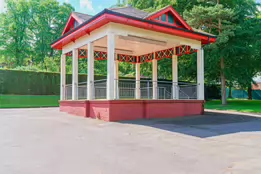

left=60, top=100, right=204, bottom=122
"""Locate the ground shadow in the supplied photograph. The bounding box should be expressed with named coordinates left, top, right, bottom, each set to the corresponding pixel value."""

left=120, top=111, right=261, bottom=138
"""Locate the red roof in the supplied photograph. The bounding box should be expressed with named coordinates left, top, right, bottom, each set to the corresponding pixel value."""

left=52, top=6, right=216, bottom=50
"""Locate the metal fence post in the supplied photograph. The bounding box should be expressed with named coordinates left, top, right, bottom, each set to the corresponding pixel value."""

left=147, top=80, right=150, bottom=99
left=164, top=87, right=166, bottom=99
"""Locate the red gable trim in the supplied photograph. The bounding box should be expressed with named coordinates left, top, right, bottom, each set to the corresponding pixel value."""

left=52, top=12, right=215, bottom=50
left=146, top=6, right=192, bottom=31
left=61, top=13, right=84, bottom=36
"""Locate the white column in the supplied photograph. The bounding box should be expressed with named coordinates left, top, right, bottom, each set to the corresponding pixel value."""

left=72, top=48, right=78, bottom=100
left=87, top=42, right=94, bottom=100
left=172, top=50, right=179, bottom=99
left=114, top=55, right=119, bottom=99
left=152, top=54, right=158, bottom=99
left=197, top=48, right=204, bottom=100
left=60, top=54, right=66, bottom=100
left=135, top=63, right=141, bottom=99
left=107, top=33, right=115, bottom=100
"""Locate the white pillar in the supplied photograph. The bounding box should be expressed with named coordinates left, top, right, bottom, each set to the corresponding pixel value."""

left=135, top=63, right=141, bottom=99
left=172, top=51, right=179, bottom=99
left=107, top=33, right=115, bottom=100
left=152, top=55, right=158, bottom=99
left=114, top=56, right=119, bottom=99
left=197, top=48, right=204, bottom=100
left=87, top=42, right=94, bottom=100
left=60, top=54, right=66, bottom=100
left=72, top=48, right=78, bottom=100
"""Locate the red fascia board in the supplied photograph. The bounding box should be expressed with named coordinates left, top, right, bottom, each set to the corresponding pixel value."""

left=52, top=13, right=216, bottom=50
left=146, top=6, right=192, bottom=31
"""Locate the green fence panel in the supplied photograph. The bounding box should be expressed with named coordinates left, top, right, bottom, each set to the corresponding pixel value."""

left=253, top=90, right=261, bottom=100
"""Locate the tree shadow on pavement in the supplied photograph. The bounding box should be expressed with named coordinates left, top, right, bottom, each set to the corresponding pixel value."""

left=120, top=112, right=261, bottom=138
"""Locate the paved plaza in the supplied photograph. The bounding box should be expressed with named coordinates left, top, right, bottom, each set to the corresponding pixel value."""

left=0, top=108, right=261, bottom=174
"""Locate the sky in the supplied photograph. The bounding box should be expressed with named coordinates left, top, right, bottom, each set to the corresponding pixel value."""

left=58, top=0, right=117, bottom=15
left=0, top=0, right=5, bottom=13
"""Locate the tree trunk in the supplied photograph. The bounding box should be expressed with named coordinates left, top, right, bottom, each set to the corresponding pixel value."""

left=217, top=2, right=226, bottom=105
left=221, top=57, right=227, bottom=105
left=248, top=86, right=252, bottom=100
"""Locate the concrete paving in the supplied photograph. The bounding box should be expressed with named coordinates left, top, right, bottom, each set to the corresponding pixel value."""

left=0, top=108, right=261, bottom=174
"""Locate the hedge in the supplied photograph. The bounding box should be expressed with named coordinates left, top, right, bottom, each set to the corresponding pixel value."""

left=0, top=69, right=106, bottom=95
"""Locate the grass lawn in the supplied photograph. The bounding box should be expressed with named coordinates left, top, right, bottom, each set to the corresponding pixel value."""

left=205, top=99, right=261, bottom=113
left=0, top=95, right=60, bottom=108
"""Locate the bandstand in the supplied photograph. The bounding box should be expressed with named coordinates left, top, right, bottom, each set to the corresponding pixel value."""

left=51, top=5, right=216, bottom=121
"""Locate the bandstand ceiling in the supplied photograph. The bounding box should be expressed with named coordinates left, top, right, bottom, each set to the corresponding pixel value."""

left=79, top=35, right=179, bottom=56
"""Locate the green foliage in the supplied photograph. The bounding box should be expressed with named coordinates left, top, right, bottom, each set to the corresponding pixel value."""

left=184, top=0, right=261, bottom=102
left=0, top=0, right=32, bottom=66
left=0, top=69, right=110, bottom=95
left=184, top=5, right=235, bottom=35
left=127, top=0, right=198, bottom=14
left=0, top=69, right=76, bottom=95
left=13, top=65, right=42, bottom=72
left=29, top=0, right=74, bottom=63
left=0, top=0, right=74, bottom=67
left=225, top=18, right=261, bottom=89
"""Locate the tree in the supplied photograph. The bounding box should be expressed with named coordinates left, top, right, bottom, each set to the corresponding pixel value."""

left=112, top=0, right=128, bottom=7
left=29, top=0, right=74, bottom=64
left=128, top=0, right=198, bottom=14
left=226, top=18, right=261, bottom=99
left=184, top=2, right=235, bottom=105
left=185, top=0, right=261, bottom=101
left=0, top=0, right=74, bottom=68
left=0, top=0, right=32, bottom=67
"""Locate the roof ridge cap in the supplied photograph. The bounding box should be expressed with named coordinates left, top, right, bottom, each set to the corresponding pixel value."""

left=72, top=11, right=92, bottom=16
left=109, top=6, right=129, bottom=10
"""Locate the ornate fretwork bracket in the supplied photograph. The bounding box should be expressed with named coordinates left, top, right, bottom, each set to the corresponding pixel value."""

left=65, top=46, right=197, bottom=63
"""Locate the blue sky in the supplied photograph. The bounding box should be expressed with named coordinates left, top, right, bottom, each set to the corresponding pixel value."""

left=58, top=0, right=117, bottom=15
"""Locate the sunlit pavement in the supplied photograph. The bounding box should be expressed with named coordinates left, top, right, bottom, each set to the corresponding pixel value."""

left=0, top=108, right=261, bottom=174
